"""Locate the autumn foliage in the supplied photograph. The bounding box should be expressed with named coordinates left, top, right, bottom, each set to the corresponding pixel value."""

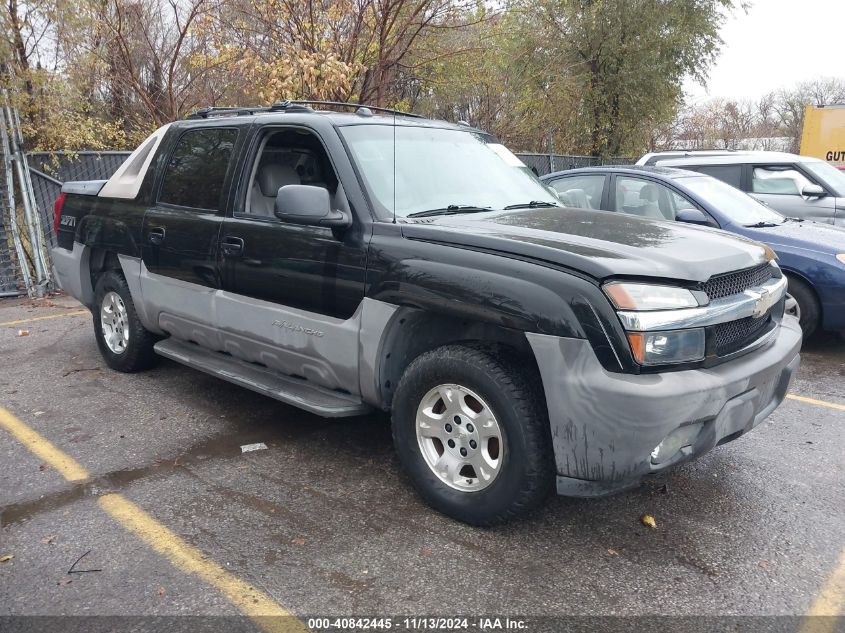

left=2, top=0, right=807, bottom=158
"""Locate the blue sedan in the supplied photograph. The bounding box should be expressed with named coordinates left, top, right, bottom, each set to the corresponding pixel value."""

left=541, top=166, right=845, bottom=337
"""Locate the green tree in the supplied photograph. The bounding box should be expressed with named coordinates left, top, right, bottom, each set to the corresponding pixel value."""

left=527, top=0, right=736, bottom=157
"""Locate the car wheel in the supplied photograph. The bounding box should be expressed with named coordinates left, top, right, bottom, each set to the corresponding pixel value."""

left=784, top=294, right=800, bottom=322
left=784, top=275, right=820, bottom=338
left=93, top=270, right=158, bottom=372
left=391, top=343, right=555, bottom=526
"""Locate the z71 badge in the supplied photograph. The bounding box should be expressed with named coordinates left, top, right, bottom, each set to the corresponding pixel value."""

left=59, top=215, right=76, bottom=228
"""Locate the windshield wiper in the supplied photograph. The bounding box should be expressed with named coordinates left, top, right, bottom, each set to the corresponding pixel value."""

left=407, top=205, right=492, bottom=218
left=782, top=216, right=805, bottom=223
left=745, top=221, right=779, bottom=228
left=503, top=200, right=561, bottom=210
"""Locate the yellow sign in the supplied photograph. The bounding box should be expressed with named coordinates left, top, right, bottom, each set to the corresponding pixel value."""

left=800, top=104, right=845, bottom=167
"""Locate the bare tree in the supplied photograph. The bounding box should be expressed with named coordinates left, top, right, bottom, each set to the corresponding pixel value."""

left=96, top=0, right=221, bottom=125
left=773, top=78, right=845, bottom=152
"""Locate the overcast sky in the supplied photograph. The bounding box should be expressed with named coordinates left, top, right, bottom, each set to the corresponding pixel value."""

left=684, top=0, right=845, bottom=102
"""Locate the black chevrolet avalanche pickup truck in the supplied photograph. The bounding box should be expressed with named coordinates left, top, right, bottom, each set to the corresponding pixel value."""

left=51, top=102, right=802, bottom=525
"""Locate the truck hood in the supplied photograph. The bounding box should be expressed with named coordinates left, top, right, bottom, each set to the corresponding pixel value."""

left=400, top=208, right=768, bottom=282
left=736, top=220, right=845, bottom=256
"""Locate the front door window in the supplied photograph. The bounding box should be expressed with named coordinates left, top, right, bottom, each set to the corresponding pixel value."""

left=613, top=177, right=693, bottom=221
left=751, top=167, right=812, bottom=196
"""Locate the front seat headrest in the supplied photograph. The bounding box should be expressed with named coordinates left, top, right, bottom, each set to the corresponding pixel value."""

left=257, top=164, right=300, bottom=197
left=639, top=184, right=659, bottom=202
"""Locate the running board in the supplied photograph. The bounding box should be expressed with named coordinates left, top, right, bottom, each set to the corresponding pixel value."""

left=153, top=338, right=372, bottom=418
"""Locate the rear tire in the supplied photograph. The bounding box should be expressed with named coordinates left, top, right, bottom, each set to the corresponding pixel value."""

left=391, top=343, right=555, bottom=526
left=785, top=275, right=819, bottom=338
left=93, top=270, right=158, bottom=372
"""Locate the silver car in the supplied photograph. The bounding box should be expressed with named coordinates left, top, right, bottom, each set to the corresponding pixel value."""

left=636, top=151, right=845, bottom=226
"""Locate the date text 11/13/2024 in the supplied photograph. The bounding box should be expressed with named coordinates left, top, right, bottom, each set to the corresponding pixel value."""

left=306, top=617, right=528, bottom=630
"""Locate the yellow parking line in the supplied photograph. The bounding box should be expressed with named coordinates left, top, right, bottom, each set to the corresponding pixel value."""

left=0, top=406, right=90, bottom=481
left=787, top=394, right=845, bottom=412
left=0, top=310, right=88, bottom=328
left=801, top=547, right=845, bottom=633
left=0, top=405, right=305, bottom=633
left=99, top=495, right=304, bottom=631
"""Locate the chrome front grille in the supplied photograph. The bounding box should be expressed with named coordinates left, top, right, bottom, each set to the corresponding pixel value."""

left=711, top=315, right=772, bottom=356
left=701, top=263, right=774, bottom=301
left=704, top=263, right=780, bottom=357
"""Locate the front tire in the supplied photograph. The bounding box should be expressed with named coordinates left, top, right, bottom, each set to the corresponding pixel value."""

left=93, top=270, right=158, bottom=372
left=785, top=275, right=820, bottom=338
left=392, top=344, right=554, bottom=526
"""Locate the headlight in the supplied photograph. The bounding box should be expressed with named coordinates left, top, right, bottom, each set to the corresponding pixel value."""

left=604, top=282, right=699, bottom=311
left=837, top=254, right=845, bottom=265
left=626, top=329, right=706, bottom=365
left=762, top=244, right=778, bottom=262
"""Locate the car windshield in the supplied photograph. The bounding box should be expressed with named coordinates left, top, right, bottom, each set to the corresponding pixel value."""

left=339, top=124, right=560, bottom=218
left=802, top=160, right=845, bottom=196
left=681, top=176, right=785, bottom=225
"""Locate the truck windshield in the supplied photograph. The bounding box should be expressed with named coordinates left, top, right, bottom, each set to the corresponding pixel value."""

left=802, top=161, right=845, bottom=196
left=681, top=176, right=786, bottom=226
left=339, top=124, right=560, bottom=218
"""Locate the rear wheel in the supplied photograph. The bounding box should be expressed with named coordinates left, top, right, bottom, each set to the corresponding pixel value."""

left=785, top=275, right=819, bottom=338
left=391, top=344, right=554, bottom=526
left=93, top=270, right=158, bottom=372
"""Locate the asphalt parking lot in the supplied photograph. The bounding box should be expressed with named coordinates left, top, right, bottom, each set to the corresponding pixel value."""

left=1, top=295, right=843, bottom=631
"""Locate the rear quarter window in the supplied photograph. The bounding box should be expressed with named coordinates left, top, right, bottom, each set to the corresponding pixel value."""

left=159, top=128, right=239, bottom=210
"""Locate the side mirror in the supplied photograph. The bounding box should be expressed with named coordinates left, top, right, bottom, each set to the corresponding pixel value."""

left=802, top=184, right=826, bottom=198
left=676, top=208, right=714, bottom=227
left=274, top=185, right=351, bottom=228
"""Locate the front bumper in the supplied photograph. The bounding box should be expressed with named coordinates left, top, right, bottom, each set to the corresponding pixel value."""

left=526, top=316, right=802, bottom=497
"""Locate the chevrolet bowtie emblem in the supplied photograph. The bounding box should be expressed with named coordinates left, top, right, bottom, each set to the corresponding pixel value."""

left=750, top=287, right=773, bottom=319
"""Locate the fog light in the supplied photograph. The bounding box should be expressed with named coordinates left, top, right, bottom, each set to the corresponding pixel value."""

left=650, top=423, right=703, bottom=465
left=627, top=328, right=705, bottom=365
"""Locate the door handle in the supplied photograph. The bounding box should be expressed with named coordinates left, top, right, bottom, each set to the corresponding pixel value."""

left=147, top=227, right=165, bottom=245
left=221, top=236, right=244, bottom=257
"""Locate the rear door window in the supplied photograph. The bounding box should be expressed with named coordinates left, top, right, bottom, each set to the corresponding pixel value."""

left=546, top=174, right=606, bottom=209
left=159, top=128, right=239, bottom=210
left=686, top=164, right=742, bottom=188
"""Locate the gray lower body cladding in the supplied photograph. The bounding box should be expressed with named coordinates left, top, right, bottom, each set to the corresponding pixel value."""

left=50, top=244, right=398, bottom=405
left=527, top=317, right=802, bottom=497
left=51, top=242, right=94, bottom=307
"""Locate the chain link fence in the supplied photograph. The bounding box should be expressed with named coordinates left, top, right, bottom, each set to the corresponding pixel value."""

left=516, top=153, right=635, bottom=177
left=0, top=176, right=19, bottom=296
left=27, top=152, right=131, bottom=249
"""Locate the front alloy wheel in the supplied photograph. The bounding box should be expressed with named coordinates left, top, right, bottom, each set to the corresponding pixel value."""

left=392, top=343, right=554, bottom=525
left=416, top=384, right=503, bottom=492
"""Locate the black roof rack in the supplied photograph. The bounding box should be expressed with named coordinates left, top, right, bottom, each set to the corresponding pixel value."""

left=187, top=106, right=271, bottom=119
left=280, top=100, right=423, bottom=118
left=187, top=100, right=422, bottom=120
